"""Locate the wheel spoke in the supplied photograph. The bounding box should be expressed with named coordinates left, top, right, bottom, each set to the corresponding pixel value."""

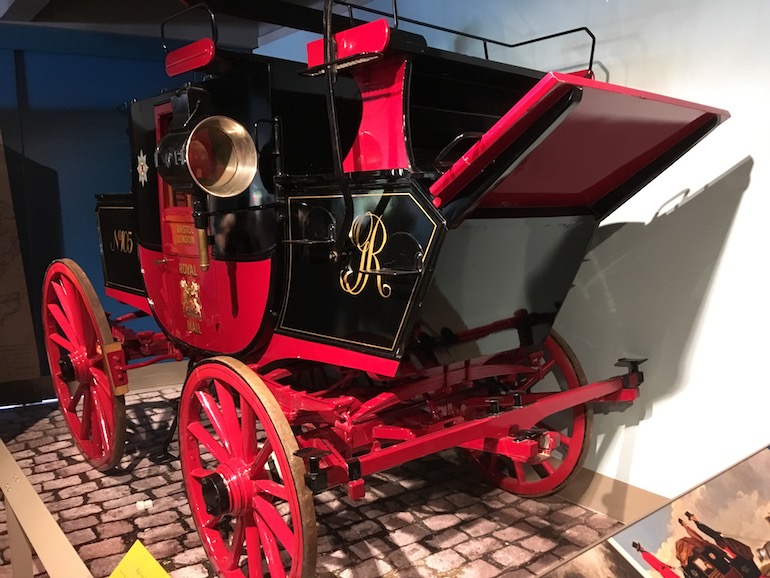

left=253, top=493, right=295, bottom=553
left=536, top=460, right=556, bottom=477
left=201, top=513, right=223, bottom=530
left=513, top=460, right=526, bottom=482
left=196, top=389, right=232, bottom=455
left=226, top=516, right=246, bottom=571
left=256, top=514, right=287, bottom=578
left=249, top=440, right=273, bottom=478
left=241, top=402, right=258, bottom=459
left=190, top=467, right=216, bottom=480
left=47, top=303, right=79, bottom=347
left=91, top=390, right=111, bottom=457
left=245, top=522, right=264, bottom=578
left=90, top=367, right=114, bottom=430
left=49, top=332, right=75, bottom=352
left=80, top=388, right=92, bottom=439
left=254, top=479, right=289, bottom=501
left=52, top=279, right=83, bottom=344
left=188, top=421, right=229, bottom=464
left=67, top=383, right=86, bottom=412
left=214, top=380, right=244, bottom=458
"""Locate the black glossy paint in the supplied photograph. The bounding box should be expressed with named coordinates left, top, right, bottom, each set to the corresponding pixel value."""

left=278, top=177, right=445, bottom=357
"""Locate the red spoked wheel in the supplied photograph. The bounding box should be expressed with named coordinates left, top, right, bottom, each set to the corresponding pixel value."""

left=42, top=259, right=126, bottom=471
left=179, top=357, right=316, bottom=578
left=466, top=330, right=592, bottom=498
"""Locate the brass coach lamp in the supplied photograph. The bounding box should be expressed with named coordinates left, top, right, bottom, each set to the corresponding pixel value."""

left=156, top=113, right=258, bottom=270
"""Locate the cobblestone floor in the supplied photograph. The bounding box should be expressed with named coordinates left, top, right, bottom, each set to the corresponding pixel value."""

left=0, top=386, right=622, bottom=578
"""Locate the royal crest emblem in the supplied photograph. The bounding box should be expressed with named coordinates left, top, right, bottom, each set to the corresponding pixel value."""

left=180, top=278, right=202, bottom=319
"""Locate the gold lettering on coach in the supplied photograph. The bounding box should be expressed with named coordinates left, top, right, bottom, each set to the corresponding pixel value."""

left=178, top=262, right=197, bottom=277
left=340, top=212, right=391, bottom=299
left=172, top=223, right=196, bottom=246
left=110, top=229, right=134, bottom=253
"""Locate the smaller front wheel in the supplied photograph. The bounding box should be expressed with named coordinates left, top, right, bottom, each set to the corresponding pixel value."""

left=42, top=259, right=126, bottom=471
left=179, top=357, right=316, bottom=578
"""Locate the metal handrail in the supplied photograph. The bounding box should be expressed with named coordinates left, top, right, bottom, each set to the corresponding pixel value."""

left=335, top=0, right=596, bottom=73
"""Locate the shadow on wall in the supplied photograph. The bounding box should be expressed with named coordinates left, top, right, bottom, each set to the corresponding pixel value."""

left=554, top=155, right=752, bottom=497
left=2, top=145, right=63, bottom=381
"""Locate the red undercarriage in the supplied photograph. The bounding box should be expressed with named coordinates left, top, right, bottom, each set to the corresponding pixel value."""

left=108, top=302, right=641, bottom=500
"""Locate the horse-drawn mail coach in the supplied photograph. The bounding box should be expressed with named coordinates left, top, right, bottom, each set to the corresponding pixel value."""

left=40, top=2, right=729, bottom=576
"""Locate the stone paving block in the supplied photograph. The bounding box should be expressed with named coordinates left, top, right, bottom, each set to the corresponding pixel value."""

left=458, top=559, right=502, bottom=578
left=97, top=520, right=135, bottom=539
left=80, top=536, right=128, bottom=560
left=387, top=541, right=431, bottom=569
left=173, top=546, right=208, bottom=566
left=146, top=538, right=184, bottom=560
left=460, top=517, right=499, bottom=537
left=562, top=523, right=601, bottom=547
left=425, top=549, right=466, bottom=572
left=389, top=565, right=438, bottom=577
left=425, top=527, right=469, bottom=549
left=378, top=510, right=416, bottom=530
left=169, top=564, right=211, bottom=578
left=388, top=523, right=432, bottom=547
left=102, top=491, right=150, bottom=510
left=492, top=544, right=537, bottom=568
left=493, top=523, right=534, bottom=543
left=349, top=536, right=393, bottom=561
left=455, top=536, right=503, bottom=560
left=59, top=480, right=99, bottom=499
left=339, top=557, right=394, bottom=578
left=58, top=503, right=104, bottom=520
left=526, top=552, right=561, bottom=575
left=519, top=533, right=560, bottom=553
left=139, top=522, right=186, bottom=544
left=57, top=461, right=95, bottom=477
left=423, top=513, right=462, bottom=532
left=338, top=519, right=381, bottom=542
left=87, top=552, right=126, bottom=578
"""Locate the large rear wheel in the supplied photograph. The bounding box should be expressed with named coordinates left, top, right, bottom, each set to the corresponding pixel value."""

left=41, top=259, right=126, bottom=471
left=179, top=356, right=317, bottom=578
left=466, top=331, right=592, bottom=498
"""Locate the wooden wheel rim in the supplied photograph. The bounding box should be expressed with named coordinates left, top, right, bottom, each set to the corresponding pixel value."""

left=179, top=356, right=317, bottom=578
left=41, top=258, right=126, bottom=471
left=467, top=331, right=592, bottom=498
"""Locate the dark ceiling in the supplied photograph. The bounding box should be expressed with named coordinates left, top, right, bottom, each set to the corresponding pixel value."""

left=0, top=0, right=373, bottom=49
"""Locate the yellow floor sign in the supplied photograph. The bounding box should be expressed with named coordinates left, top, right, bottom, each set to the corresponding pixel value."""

left=109, top=540, right=171, bottom=578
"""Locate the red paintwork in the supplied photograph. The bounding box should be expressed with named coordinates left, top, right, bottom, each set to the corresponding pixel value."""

left=259, top=333, right=401, bottom=377
left=165, top=38, right=215, bottom=77
left=306, top=18, right=390, bottom=69
left=179, top=359, right=309, bottom=576
left=137, top=102, right=274, bottom=355
left=105, top=287, right=152, bottom=315
left=284, top=368, right=637, bottom=493
left=256, top=335, right=641, bottom=497
left=430, top=71, right=730, bottom=210
left=343, top=55, right=410, bottom=172
left=139, top=245, right=272, bottom=355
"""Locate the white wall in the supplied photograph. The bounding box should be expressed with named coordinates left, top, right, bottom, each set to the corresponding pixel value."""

left=379, top=0, right=766, bottom=498
left=271, top=0, right=768, bottom=498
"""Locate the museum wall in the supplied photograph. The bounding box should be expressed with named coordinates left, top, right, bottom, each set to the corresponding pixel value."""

left=0, top=26, right=192, bottom=392
left=369, top=0, right=764, bottom=499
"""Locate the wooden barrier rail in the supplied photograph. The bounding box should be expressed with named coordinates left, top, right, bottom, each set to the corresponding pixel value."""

left=0, top=439, right=93, bottom=578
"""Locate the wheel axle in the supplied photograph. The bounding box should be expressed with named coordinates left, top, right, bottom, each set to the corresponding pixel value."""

left=58, top=355, right=75, bottom=382
left=200, top=473, right=230, bottom=516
